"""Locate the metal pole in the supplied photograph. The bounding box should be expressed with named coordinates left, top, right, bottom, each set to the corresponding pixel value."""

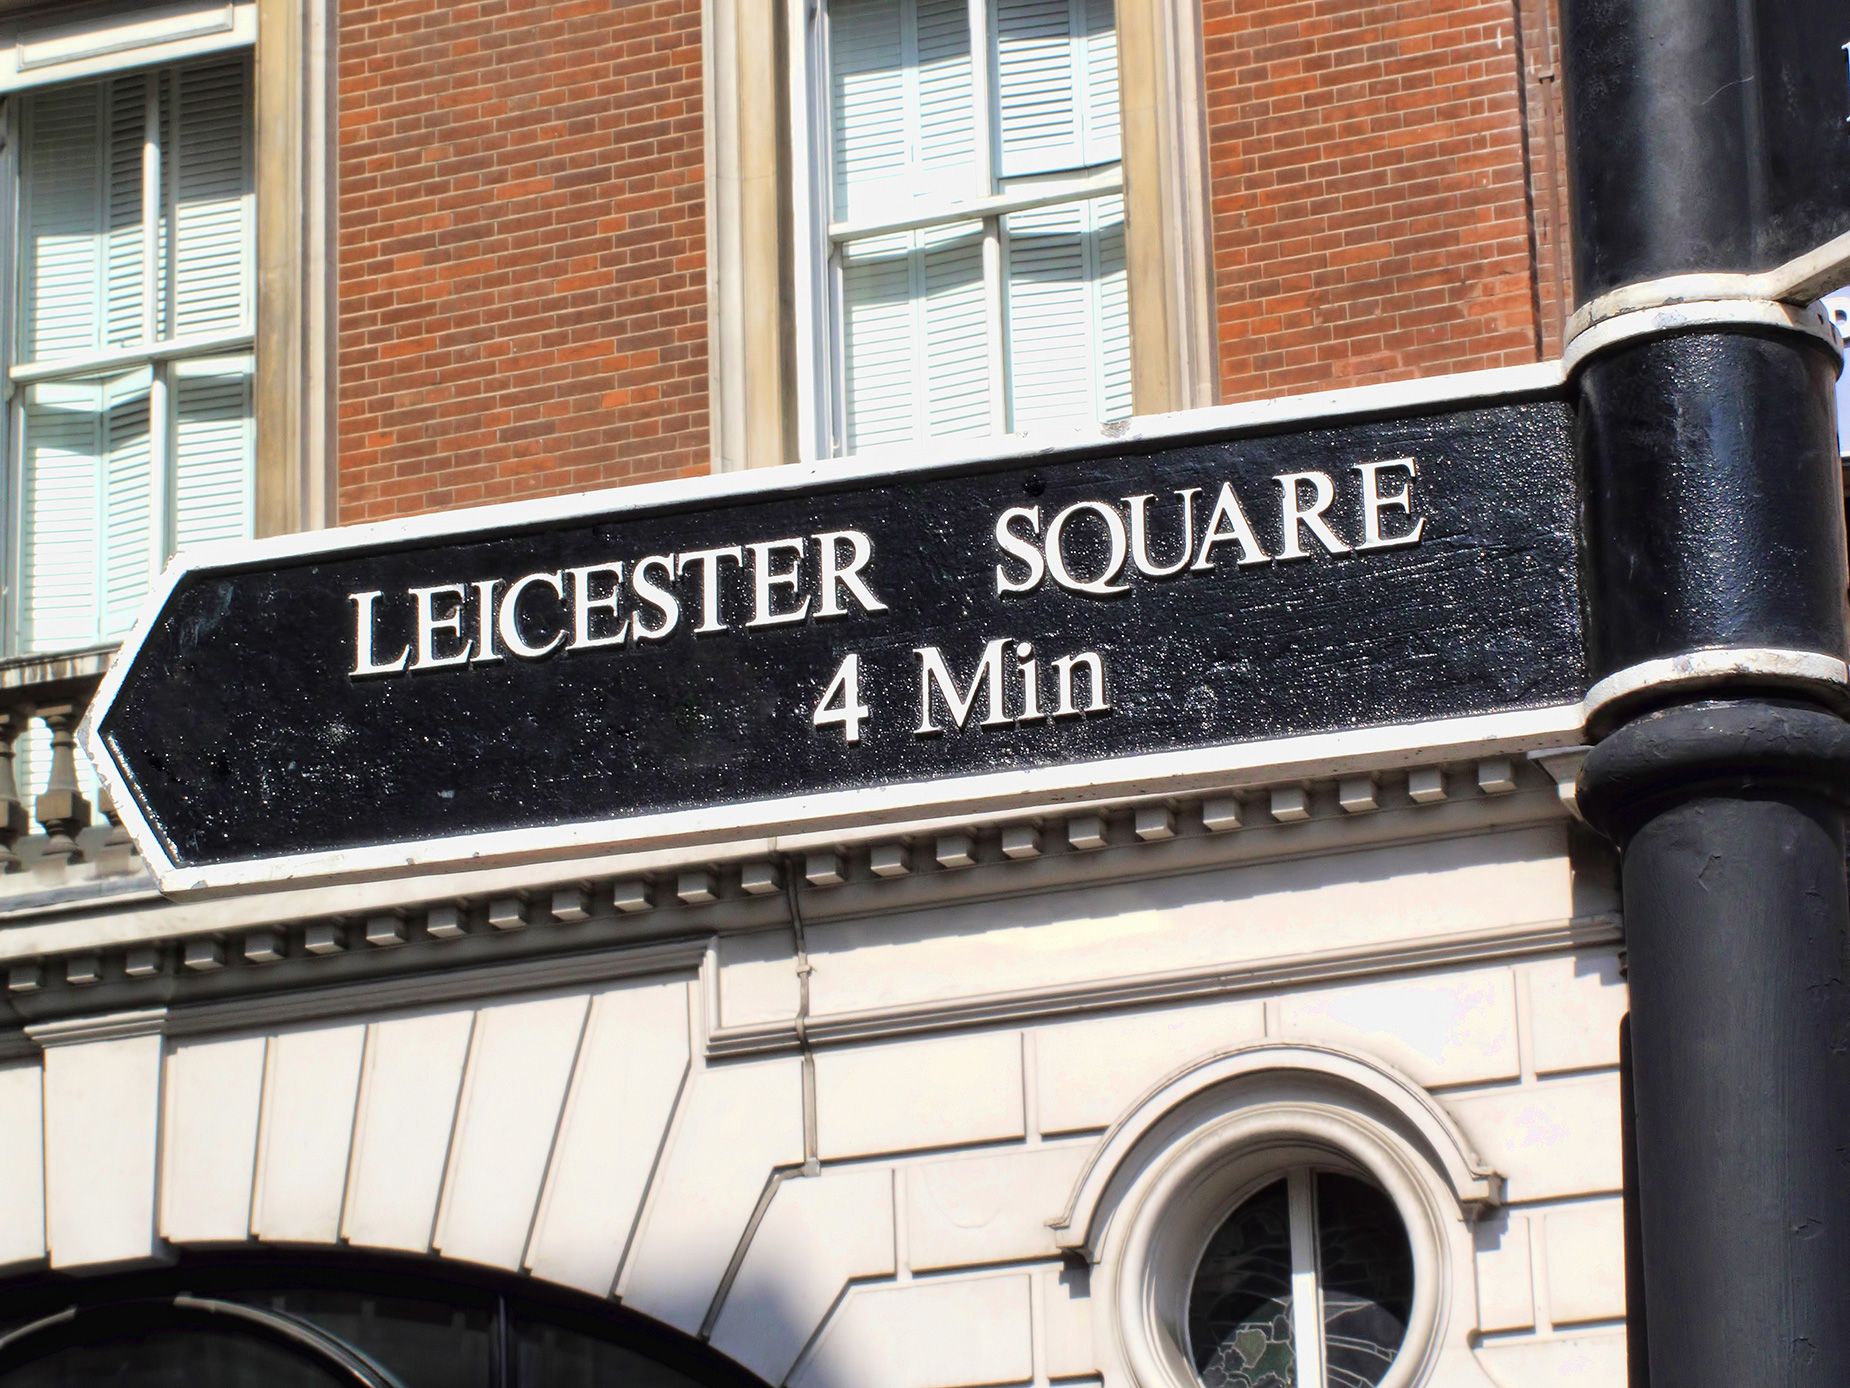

left=1561, top=2, right=1850, bottom=1384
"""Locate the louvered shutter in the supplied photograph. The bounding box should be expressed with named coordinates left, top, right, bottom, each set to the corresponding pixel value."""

left=167, top=59, right=250, bottom=337
left=833, top=0, right=985, bottom=451
left=22, top=82, right=102, bottom=361
left=841, top=233, right=918, bottom=449
left=832, top=0, right=976, bottom=223
left=105, top=74, right=148, bottom=347
left=994, top=0, right=1117, bottom=177
left=831, top=0, right=908, bottom=222
left=173, top=354, right=255, bottom=549
left=19, top=381, right=103, bottom=651
left=1094, top=193, right=1130, bottom=419
left=1082, top=0, right=1119, bottom=165
left=914, top=0, right=976, bottom=192
left=1003, top=194, right=1129, bottom=430
left=920, top=221, right=991, bottom=436
left=842, top=220, right=993, bottom=452
left=101, top=369, right=155, bottom=638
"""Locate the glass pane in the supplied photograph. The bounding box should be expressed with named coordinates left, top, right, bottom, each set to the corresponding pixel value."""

left=1314, top=1173, right=1414, bottom=1388
left=1189, top=1178, right=1297, bottom=1388
left=829, top=0, right=977, bottom=222
left=174, top=354, right=256, bottom=549
left=994, top=0, right=1118, bottom=177
left=515, top=1317, right=715, bottom=1388
left=1003, top=194, right=1127, bottom=432
left=840, top=221, right=989, bottom=451
left=237, top=1289, right=494, bottom=1388
left=0, top=1325, right=350, bottom=1388
left=18, top=371, right=155, bottom=654
left=21, top=81, right=103, bottom=362
left=167, top=59, right=253, bottom=338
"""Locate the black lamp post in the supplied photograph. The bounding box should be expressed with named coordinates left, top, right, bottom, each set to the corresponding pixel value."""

left=1561, top=2, right=1850, bottom=1383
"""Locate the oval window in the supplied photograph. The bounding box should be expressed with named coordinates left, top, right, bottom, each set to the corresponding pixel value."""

left=1187, top=1168, right=1414, bottom=1388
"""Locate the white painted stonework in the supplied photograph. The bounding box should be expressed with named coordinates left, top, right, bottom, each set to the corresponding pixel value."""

left=0, top=761, right=1628, bottom=1386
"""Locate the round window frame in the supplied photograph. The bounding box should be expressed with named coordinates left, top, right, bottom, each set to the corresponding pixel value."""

left=1111, top=1102, right=1453, bottom=1388
left=1177, top=1151, right=1405, bottom=1381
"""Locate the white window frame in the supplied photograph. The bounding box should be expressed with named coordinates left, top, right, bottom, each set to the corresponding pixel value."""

left=0, top=3, right=256, bottom=658
left=793, top=0, right=1127, bottom=461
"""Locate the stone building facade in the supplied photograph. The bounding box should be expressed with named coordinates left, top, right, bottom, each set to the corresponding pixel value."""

left=0, top=0, right=1691, bottom=1383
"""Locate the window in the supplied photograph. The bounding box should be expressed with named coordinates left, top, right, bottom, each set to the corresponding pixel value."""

left=0, top=1263, right=765, bottom=1387
left=1060, top=1047, right=1503, bottom=1388
left=4, top=49, right=254, bottom=658
left=819, top=0, right=1130, bottom=454
left=1189, top=1168, right=1414, bottom=1388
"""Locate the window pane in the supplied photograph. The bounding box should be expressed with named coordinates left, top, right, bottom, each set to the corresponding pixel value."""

left=22, top=83, right=104, bottom=361
left=106, top=75, right=151, bottom=348
left=0, top=1325, right=350, bottom=1388
left=239, top=1289, right=494, bottom=1388
left=21, top=75, right=152, bottom=362
left=841, top=220, right=990, bottom=450
left=515, top=1317, right=715, bottom=1388
left=1003, top=194, right=1127, bottom=431
left=994, top=0, right=1118, bottom=177
left=1314, top=1173, right=1414, bottom=1388
left=831, top=0, right=977, bottom=223
left=19, top=371, right=155, bottom=653
left=174, top=354, right=256, bottom=549
left=168, top=59, right=253, bottom=338
left=1189, top=1178, right=1298, bottom=1388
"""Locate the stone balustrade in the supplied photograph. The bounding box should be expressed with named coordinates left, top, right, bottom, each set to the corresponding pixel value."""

left=0, top=646, right=137, bottom=886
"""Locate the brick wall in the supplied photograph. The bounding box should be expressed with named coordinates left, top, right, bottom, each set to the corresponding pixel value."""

left=1203, top=0, right=1546, bottom=402
left=337, top=0, right=708, bottom=524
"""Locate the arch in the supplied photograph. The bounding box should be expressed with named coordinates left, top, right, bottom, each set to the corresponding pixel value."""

left=1057, top=1041, right=1507, bottom=1388
left=0, top=1251, right=774, bottom=1388
left=1052, top=1041, right=1503, bottom=1260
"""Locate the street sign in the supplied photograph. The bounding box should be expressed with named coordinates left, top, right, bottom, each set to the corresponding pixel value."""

left=85, top=365, right=1587, bottom=893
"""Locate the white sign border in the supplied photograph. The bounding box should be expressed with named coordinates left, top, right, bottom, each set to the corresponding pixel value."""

left=84, top=360, right=1588, bottom=896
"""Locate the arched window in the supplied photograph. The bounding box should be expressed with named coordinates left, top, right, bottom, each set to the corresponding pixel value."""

left=1051, top=1044, right=1506, bottom=1388
left=1187, top=1166, right=1414, bottom=1388
left=0, top=1259, right=768, bottom=1388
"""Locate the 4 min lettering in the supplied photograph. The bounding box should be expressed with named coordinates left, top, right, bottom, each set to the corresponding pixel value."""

left=812, top=638, right=1110, bottom=746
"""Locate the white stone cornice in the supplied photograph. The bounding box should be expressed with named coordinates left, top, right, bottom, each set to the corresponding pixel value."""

left=25, top=1007, right=167, bottom=1048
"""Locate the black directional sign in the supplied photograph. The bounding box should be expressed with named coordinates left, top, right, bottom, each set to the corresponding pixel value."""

left=86, top=369, right=1588, bottom=893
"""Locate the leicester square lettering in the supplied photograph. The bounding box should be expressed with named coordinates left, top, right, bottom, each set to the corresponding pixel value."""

left=346, top=459, right=1427, bottom=745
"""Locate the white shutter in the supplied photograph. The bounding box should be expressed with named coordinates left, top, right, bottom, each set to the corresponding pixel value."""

left=1094, top=193, right=1130, bottom=419
left=167, top=58, right=250, bottom=337
left=172, top=354, right=254, bottom=549
left=1004, top=201, right=1088, bottom=429
left=915, top=0, right=976, bottom=181
left=831, top=0, right=908, bottom=221
left=920, top=221, right=991, bottom=437
left=21, top=81, right=102, bottom=361
left=994, top=0, right=1117, bottom=177
left=1082, top=0, right=1119, bottom=165
left=101, top=369, right=155, bottom=638
left=105, top=73, right=148, bottom=347
left=842, top=221, right=992, bottom=451
left=19, top=381, right=103, bottom=651
left=831, top=0, right=975, bottom=223
left=841, top=233, right=917, bottom=449
left=1003, top=195, right=1128, bottom=430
